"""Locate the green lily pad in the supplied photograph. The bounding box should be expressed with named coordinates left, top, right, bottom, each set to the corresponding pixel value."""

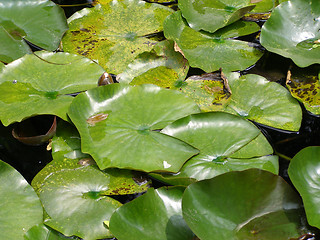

left=0, top=51, right=105, bottom=126
left=288, top=146, right=320, bottom=229
left=117, top=40, right=189, bottom=87
left=260, top=0, right=320, bottom=67
left=68, top=83, right=200, bottom=172
left=183, top=169, right=307, bottom=239
left=24, top=224, right=73, bottom=240
left=286, top=66, right=320, bottom=115
left=164, top=11, right=263, bottom=72
left=0, top=160, right=43, bottom=240
left=177, top=72, right=231, bottom=112
left=39, top=165, right=122, bottom=240
left=32, top=121, right=150, bottom=195
left=109, top=187, right=194, bottom=240
left=248, top=0, right=288, bottom=13
left=154, top=112, right=278, bottom=183
left=179, top=0, right=254, bottom=33
left=224, top=72, right=302, bottom=131
left=0, top=0, right=67, bottom=63
left=62, top=0, right=173, bottom=74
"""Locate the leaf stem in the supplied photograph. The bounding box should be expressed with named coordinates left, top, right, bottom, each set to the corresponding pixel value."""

left=275, top=151, right=292, bottom=161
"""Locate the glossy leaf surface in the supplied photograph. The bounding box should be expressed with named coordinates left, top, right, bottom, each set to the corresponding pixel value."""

left=68, top=84, right=200, bottom=172
left=0, top=0, right=68, bottom=63
left=183, top=169, right=306, bottom=239
left=288, top=146, right=320, bottom=229
left=0, top=51, right=105, bottom=126
left=225, top=72, right=302, bottom=131
left=260, top=0, right=320, bottom=67
left=286, top=66, right=320, bottom=115
left=109, top=187, right=194, bottom=240
left=117, top=40, right=189, bottom=87
left=156, top=112, right=278, bottom=183
left=0, top=160, right=43, bottom=240
left=39, top=166, right=122, bottom=240
left=62, top=0, right=173, bottom=74
left=24, top=224, right=72, bottom=240
left=164, top=11, right=263, bottom=72
left=179, top=0, right=254, bottom=33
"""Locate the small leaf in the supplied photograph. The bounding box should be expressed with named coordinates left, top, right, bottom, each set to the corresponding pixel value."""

left=109, top=187, right=194, bottom=240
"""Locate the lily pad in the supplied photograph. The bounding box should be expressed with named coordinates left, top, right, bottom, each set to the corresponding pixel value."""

left=39, top=165, right=122, bottom=240
left=0, top=51, right=105, bottom=126
left=288, top=146, right=320, bottom=229
left=182, top=169, right=307, bottom=239
left=62, top=0, right=173, bottom=74
left=109, top=187, right=194, bottom=240
left=164, top=11, right=263, bottom=72
left=154, top=112, right=278, bottom=183
left=260, top=0, right=320, bottom=67
left=32, top=121, right=150, bottom=195
left=68, top=83, right=200, bottom=172
left=179, top=0, right=254, bottom=33
left=248, top=0, right=288, bottom=13
left=0, top=0, right=68, bottom=63
left=0, top=160, right=43, bottom=240
left=117, top=40, right=189, bottom=87
left=24, top=224, right=72, bottom=240
left=286, top=66, right=320, bottom=115
left=224, top=72, right=302, bottom=131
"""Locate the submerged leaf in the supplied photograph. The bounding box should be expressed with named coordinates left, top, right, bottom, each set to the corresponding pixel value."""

left=62, top=0, right=173, bottom=74
left=260, top=0, right=320, bottom=67
left=0, top=0, right=68, bottom=63
left=109, top=187, right=194, bottom=240
left=0, top=51, right=105, bottom=126
left=183, top=169, right=307, bottom=239
left=164, top=11, right=263, bottom=72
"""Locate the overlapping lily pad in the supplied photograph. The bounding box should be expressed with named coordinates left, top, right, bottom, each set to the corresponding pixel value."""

left=32, top=121, right=150, bottom=195
left=68, top=84, right=200, bottom=172
left=0, top=0, right=68, bottom=63
left=260, top=0, right=320, bottom=67
left=182, top=169, right=307, bottom=239
left=39, top=165, right=122, bottom=240
left=109, top=187, right=194, bottom=240
left=288, top=146, right=320, bottom=229
left=152, top=112, right=278, bottom=184
left=62, top=0, right=173, bottom=74
left=0, top=51, right=105, bottom=126
left=117, top=40, right=189, bottom=87
left=0, top=160, right=43, bottom=240
left=224, top=72, right=302, bottom=131
left=164, top=11, right=263, bottom=72
left=286, top=66, right=320, bottom=115
left=179, top=0, right=254, bottom=33
left=24, top=224, right=72, bottom=240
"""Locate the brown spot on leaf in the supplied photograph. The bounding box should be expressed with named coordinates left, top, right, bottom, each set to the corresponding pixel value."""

left=87, top=113, right=109, bottom=126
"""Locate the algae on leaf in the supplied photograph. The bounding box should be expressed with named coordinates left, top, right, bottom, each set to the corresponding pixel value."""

left=62, top=0, right=173, bottom=74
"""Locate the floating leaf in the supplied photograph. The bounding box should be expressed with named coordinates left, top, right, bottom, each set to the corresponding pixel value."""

left=62, top=0, right=173, bottom=74
left=109, top=187, right=194, bottom=240
left=24, top=224, right=72, bottom=240
left=0, top=51, right=105, bottom=126
left=248, top=0, right=288, bottom=13
left=117, top=40, right=189, bottom=87
left=39, top=166, right=122, bottom=240
left=0, top=160, right=43, bottom=240
left=183, top=169, right=307, bottom=239
left=260, top=0, right=320, bottom=67
left=224, top=72, right=302, bottom=131
left=153, top=112, right=278, bottom=184
left=288, top=146, right=320, bottom=229
left=164, top=11, right=263, bottom=72
left=179, top=0, right=254, bottom=33
left=177, top=72, right=231, bottom=112
left=0, top=0, right=68, bottom=63
left=68, top=84, right=200, bottom=172
left=286, top=66, right=320, bottom=115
